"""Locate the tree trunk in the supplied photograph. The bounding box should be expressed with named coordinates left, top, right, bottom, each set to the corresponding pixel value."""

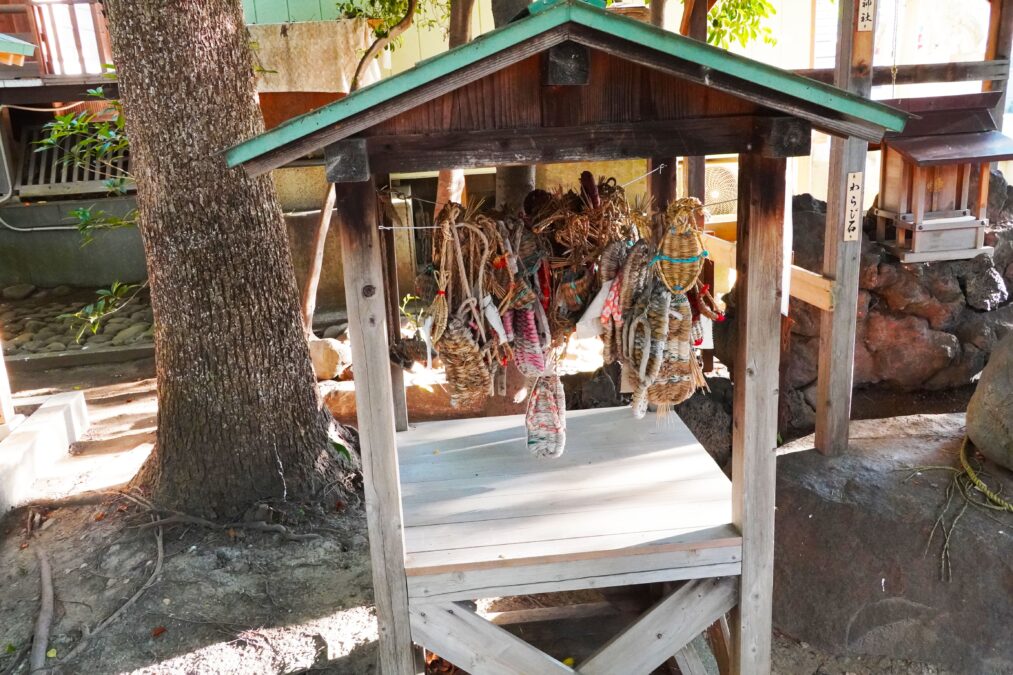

left=103, top=0, right=335, bottom=517
left=434, top=0, right=476, bottom=218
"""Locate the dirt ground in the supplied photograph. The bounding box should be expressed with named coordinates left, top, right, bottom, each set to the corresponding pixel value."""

left=0, top=359, right=962, bottom=674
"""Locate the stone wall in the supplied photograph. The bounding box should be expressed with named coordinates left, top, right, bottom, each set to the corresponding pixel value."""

left=717, top=186, right=1013, bottom=434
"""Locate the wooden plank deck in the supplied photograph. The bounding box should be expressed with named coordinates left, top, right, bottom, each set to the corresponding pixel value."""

left=398, top=407, right=741, bottom=602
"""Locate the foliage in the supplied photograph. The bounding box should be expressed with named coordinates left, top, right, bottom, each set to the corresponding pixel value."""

left=35, top=86, right=139, bottom=245
left=336, top=0, right=451, bottom=47
left=59, top=281, right=147, bottom=343
left=705, top=0, right=777, bottom=49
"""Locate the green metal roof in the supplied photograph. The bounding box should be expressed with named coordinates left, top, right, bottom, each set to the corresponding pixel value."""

left=0, top=33, right=36, bottom=57
left=227, top=0, right=908, bottom=170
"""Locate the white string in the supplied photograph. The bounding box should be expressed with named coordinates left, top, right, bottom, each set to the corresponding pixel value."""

left=621, top=163, right=666, bottom=188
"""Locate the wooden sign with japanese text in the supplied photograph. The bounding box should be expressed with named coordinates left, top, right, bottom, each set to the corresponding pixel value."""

left=844, top=171, right=864, bottom=242
left=858, top=0, right=875, bottom=31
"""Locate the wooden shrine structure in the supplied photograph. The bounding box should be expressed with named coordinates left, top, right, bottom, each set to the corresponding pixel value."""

left=227, top=1, right=906, bottom=673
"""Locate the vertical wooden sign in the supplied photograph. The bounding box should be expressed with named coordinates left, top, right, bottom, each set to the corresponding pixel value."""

left=844, top=171, right=864, bottom=241
left=858, top=0, right=876, bottom=31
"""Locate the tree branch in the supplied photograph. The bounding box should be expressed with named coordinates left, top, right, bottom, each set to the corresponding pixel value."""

left=351, top=0, right=419, bottom=92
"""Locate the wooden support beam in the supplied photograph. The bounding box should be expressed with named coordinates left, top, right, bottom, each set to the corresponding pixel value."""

left=795, top=59, right=1011, bottom=86
left=410, top=602, right=575, bottom=675
left=544, top=40, right=590, bottom=85
left=579, top=577, right=738, bottom=675
left=815, top=0, right=876, bottom=457
left=649, top=0, right=677, bottom=213
left=730, top=152, right=785, bottom=674
left=701, top=234, right=835, bottom=311
left=325, top=138, right=370, bottom=183
left=334, top=179, right=416, bottom=675
left=363, top=116, right=809, bottom=175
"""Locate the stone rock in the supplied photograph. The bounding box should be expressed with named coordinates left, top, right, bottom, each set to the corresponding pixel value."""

left=42, top=342, right=66, bottom=353
left=130, top=308, right=154, bottom=323
left=110, top=322, right=150, bottom=346
left=964, top=255, right=1009, bottom=311
left=24, top=319, right=46, bottom=333
left=580, top=368, right=621, bottom=408
left=673, top=385, right=733, bottom=469
left=34, top=327, right=57, bottom=341
left=322, top=323, right=348, bottom=340
left=781, top=388, right=816, bottom=434
left=309, top=337, right=352, bottom=380
left=88, top=333, right=114, bottom=344
left=864, top=311, right=958, bottom=389
left=51, top=285, right=72, bottom=297
left=966, top=332, right=1013, bottom=470
left=775, top=414, right=1013, bottom=672
left=785, top=334, right=819, bottom=390
left=11, top=332, right=34, bottom=346
left=2, top=284, right=36, bottom=301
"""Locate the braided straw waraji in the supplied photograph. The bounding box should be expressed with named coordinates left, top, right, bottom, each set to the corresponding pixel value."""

left=655, top=197, right=706, bottom=294
left=438, top=318, right=491, bottom=409
left=428, top=269, right=450, bottom=344
left=647, top=293, right=697, bottom=407
left=526, top=374, right=566, bottom=458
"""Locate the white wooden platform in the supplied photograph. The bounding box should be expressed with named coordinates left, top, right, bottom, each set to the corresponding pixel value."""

left=398, top=407, right=741, bottom=603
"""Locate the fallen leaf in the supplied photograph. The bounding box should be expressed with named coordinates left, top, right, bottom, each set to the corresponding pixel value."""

left=151, top=626, right=167, bottom=638
left=46, top=648, right=56, bottom=658
left=94, top=512, right=106, bottom=522
left=563, top=657, right=575, bottom=667
left=226, top=528, right=237, bottom=539
left=19, top=542, right=28, bottom=550
left=334, top=500, right=346, bottom=512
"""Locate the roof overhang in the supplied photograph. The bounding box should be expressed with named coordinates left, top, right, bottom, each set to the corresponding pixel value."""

left=226, top=0, right=909, bottom=175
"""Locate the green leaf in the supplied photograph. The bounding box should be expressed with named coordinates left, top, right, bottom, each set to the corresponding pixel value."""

left=330, top=440, right=351, bottom=462
left=4, top=644, right=16, bottom=654
left=46, top=648, right=56, bottom=658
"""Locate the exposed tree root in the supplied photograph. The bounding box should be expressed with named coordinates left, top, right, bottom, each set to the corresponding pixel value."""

left=29, top=549, right=54, bottom=673
left=61, top=520, right=164, bottom=665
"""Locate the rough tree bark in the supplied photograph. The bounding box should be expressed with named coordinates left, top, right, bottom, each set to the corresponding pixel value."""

left=103, top=0, right=336, bottom=517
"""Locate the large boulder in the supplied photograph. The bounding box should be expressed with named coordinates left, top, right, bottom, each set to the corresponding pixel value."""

left=964, top=254, right=1009, bottom=312
left=966, top=331, right=1013, bottom=469
left=2, top=283, right=36, bottom=301
left=775, top=414, right=1013, bottom=672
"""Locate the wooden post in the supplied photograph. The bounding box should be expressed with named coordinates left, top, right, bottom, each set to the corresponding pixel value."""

left=334, top=178, right=416, bottom=675
left=731, top=152, right=785, bottom=674
left=376, top=176, right=410, bottom=433
left=985, top=0, right=1013, bottom=128
left=814, top=0, right=875, bottom=456
left=648, top=0, right=677, bottom=212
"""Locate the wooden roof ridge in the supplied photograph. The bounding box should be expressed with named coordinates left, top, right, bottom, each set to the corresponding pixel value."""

left=226, top=0, right=909, bottom=175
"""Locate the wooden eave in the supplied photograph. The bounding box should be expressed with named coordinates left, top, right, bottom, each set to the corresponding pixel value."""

left=888, top=130, right=1013, bottom=166
left=226, top=0, right=908, bottom=175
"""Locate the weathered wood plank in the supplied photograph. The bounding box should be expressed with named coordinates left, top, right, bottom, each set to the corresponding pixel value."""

left=409, top=554, right=741, bottom=604
left=377, top=184, right=409, bottom=433
left=544, top=40, right=589, bottom=85
left=673, top=640, right=711, bottom=675
left=796, top=59, right=1011, bottom=86
left=410, top=602, right=575, bottom=675
left=985, top=0, right=1013, bottom=124
left=701, top=234, right=834, bottom=310
left=815, top=0, right=875, bottom=456
left=579, top=578, right=738, bottom=675
left=363, top=116, right=809, bottom=174
left=731, top=152, right=785, bottom=674
left=324, top=138, right=370, bottom=183
left=335, top=179, right=416, bottom=675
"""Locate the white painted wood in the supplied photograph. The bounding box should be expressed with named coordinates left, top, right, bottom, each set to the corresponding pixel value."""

left=731, top=153, right=785, bottom=674
left=408, top=552, right=741, bottom=603
left=409, top=602, right=575, bottom=675
left=484, top=601, right=617, bottom=626
left=890, top=244, right=995, bottom=263
left=579, top=578, right=738, bottom=675
left=335, top=179, right=416, bottom=675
